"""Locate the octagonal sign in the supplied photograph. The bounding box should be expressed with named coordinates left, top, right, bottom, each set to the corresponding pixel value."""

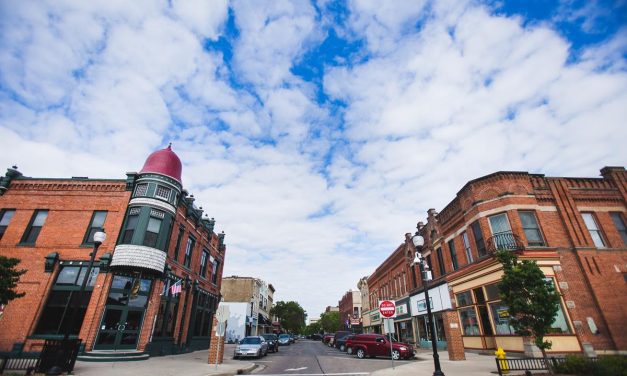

left=379, top=300, right=396, bottom=318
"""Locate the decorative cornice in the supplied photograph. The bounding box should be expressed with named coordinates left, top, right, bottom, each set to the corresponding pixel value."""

left=129, top=197, right=176, bottom=215
left=8, top=180, right=126, bottom=192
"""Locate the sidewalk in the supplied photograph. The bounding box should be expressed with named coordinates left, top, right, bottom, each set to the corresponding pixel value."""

left=72, top=344, right=255, bottom=376
left=372, top=349, right=499, bottom=376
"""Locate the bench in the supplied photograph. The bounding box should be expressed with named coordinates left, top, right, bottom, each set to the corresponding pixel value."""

left=495, top=357, right=557, bottom=376
left=0, top=355, right=39, bottom=375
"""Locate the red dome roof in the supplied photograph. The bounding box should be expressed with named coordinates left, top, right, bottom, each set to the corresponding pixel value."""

left=139, top=145, right=182, bottom=184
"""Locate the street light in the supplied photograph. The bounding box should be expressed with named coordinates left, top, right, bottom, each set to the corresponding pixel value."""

left=45, top=231, right=106, bottom=375
left=64, top=230, right=106, bottom=339
left=412, top=232, right=445, bottom=376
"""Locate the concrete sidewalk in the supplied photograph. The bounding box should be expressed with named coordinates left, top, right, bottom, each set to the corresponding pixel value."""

left=372, top=349, right=500, bottom=376
left=72, top=344, right=255, bottom=376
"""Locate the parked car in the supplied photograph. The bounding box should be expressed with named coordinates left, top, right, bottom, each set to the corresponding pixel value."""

left=345, top=335, right=356, bottom=354
left=333, top=331, right=351, bottom=349
left=336, top=334, right=355, bottom=352
left=233, top=336, right=269, bottom=359
left=261, top=334, right=279, bottom=353
left=322, top=333, right=334, bottom=346
left=349, top=334, right=414, bottom=360
left=278, top=333, right=291, bottom=346
left=289, top=333, right=296, bottom=343
left=311, top=333, right=323, bottom=341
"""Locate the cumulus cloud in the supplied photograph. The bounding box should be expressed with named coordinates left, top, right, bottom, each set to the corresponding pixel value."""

left=1, top=0, right=625, bottom=319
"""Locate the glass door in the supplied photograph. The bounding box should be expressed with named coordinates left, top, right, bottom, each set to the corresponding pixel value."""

left=95, top=275, right=152, bottom=350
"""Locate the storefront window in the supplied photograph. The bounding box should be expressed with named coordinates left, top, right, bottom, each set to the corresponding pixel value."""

left=490, top=302, right=516, bottom=335
left=485, top=283, right=500, bottom=301
left=456, top=291, right=473, bottom=306
left=459, top=307, right=480, bottom=335
left=398, top=321, right=414, bottom=343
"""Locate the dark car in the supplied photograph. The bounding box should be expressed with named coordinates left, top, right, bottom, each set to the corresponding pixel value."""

left=335, top=334, right=355, bottom=352
left=311, top=333, right=323, bottom=341
left=261, top=334, right=279, bottom=353
left=349, top=334, right=414, bottom=360
left=333, top=331, right=351, bottom=349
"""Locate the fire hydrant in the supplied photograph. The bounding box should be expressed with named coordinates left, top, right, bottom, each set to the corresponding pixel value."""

left=495, top=347, right=508, bottom=374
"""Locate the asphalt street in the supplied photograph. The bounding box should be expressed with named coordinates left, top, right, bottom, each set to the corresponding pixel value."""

left=250, top=339, right=418, bottom=376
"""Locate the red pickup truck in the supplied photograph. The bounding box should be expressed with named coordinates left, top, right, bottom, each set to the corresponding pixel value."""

left=348, top=334, right=414, bottom=360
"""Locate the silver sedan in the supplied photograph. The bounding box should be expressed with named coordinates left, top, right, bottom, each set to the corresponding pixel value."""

left=233, top=336, right=269, bottom=359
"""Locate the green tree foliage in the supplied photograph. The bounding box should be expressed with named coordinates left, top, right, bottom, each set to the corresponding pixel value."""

left=0, top=256, right=26, bottom=305
left=270, top=301, right=306, bottom=333
left=496, top=249, right=560, bottom=372
left=318, top=311, right=340, bottom=333
left=303, top=321, right=322, bottom=336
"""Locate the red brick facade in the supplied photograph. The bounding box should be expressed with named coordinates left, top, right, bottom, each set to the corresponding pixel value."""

left=0, top=155, right=227, bottom=359
left=362, top=166, right=626, bottom=357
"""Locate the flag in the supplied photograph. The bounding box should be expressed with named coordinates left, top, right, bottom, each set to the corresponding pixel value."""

left=170, top=279, right=182, bottom=295
left=161, top=278, right=171, bottom=296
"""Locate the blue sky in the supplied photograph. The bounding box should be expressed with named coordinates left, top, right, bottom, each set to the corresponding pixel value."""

left=1, top=0, right=625, bottom=319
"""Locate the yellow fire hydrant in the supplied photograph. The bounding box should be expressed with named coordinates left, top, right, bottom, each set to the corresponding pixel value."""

left=495, top=347, right=508, bottom=374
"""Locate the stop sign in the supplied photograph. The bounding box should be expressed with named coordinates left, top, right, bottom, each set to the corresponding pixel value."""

left=379, top=300, right=396, bottom=318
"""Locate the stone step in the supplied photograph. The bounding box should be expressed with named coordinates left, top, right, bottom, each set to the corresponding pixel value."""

left=77, top=351, right=150, bottom=362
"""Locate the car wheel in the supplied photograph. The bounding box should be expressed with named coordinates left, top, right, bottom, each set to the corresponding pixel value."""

left=356, top=348, right=366, bottom=359
left=347, top=347, right=353, bottom=355
left=392, top=350, right=401, bottom=360
left=340, top=344, right=346, bottom=352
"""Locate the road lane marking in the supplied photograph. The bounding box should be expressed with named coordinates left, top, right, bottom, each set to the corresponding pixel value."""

left=284, top=367, right=308, bottom=371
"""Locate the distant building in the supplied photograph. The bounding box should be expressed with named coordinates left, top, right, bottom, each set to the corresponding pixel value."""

left=338, top=290, right=362, bottom=332
left=0, top=146, right=226, bottom=358
left=325, top=306, right=339, bottom=313
left=221, top=276, right=275, bottom=335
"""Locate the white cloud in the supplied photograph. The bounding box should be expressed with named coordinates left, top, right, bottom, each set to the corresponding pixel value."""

left=0, top=1, right=625, bottom=319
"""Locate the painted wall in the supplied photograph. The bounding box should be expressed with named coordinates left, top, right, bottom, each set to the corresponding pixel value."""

left=223, top=302, right=248, bottom=343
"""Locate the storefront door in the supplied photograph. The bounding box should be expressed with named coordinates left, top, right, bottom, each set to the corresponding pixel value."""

left=417, top=314, right=447, bottom=350
left=95, top=275, right=153, bottom=350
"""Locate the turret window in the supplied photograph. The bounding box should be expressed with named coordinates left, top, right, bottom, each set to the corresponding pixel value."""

left=122, top=212, right=139, bottom=243
left=144, top=217, right=162, bottom=248
left=155, top=185, right=171, bottom=201
left=134, top=184, right=148, bottom=197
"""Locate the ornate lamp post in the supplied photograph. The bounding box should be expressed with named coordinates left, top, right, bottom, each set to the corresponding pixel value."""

left=412, top=232, right=445, bottom=376
left=44, top=231, right=106, bottom=375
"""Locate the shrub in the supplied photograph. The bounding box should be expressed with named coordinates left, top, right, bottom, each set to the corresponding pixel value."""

left=553, top=355, right=627, bottom=376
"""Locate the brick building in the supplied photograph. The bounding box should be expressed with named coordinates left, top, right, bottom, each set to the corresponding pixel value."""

left=338, top=290, right=362, bottom=332
left=220, top=276, right=275, bottom=336
left=406, top=167, right=626, bottom=356
left=0, top=146, right=226, bottom=359
left=359, top=166, right=626, bottom=358
left=365, top=242, right=415, bottom=338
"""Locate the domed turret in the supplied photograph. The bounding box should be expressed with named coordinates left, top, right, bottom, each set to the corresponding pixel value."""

left=140, top=144, right=182, bottom=184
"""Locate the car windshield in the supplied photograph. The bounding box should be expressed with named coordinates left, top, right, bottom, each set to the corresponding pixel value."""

left=262, top=335, right=276, bottom=340
left=279, top=334, right=290, bottom=338
left=240, top=337, right=261, bottom=344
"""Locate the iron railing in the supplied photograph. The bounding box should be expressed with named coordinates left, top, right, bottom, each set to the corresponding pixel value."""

left=486, top=232, right=525, bottom=254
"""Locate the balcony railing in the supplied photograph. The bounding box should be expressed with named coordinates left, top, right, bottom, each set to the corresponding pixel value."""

left=486, top=232, right=525, bottom=254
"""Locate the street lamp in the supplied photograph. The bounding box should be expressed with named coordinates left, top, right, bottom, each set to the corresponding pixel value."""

left=64, top=230, right=106, bottom=339
left=412, top=232, right=445, bottom=376
left=45, top=231, right=106, bottom=375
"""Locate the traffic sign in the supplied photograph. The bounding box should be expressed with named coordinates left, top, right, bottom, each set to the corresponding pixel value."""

left=379, top=300, right=396, bottom=318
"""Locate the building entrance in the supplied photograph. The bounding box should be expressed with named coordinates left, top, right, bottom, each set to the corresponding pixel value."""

left=95, top=275, right=153, bottom=350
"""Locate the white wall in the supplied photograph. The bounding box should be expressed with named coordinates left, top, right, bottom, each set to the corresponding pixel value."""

left=223, top=302, right=249, bottom=343
left=409, top=283, right=452, bottom=316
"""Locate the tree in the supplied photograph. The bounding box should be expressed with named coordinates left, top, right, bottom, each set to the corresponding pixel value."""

left=303, top=321, right=322, bottom=336
left=0, top=256, right=26, bottom=305
left=496, top=249, right=560, bottom=373
left=318, top=311, right=340, bottom=333
left=270, top=301, right=306, bottom=333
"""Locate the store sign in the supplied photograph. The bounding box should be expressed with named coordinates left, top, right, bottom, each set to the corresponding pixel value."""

left=371, top=312, right=381, bottom=321
left=497, top=308, right=509, bottom=318
left=396, top=303, right=408, bottom=315
left=417, top=298, right=434, bottom=312
left=350, top=318, right=361, bottom=325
